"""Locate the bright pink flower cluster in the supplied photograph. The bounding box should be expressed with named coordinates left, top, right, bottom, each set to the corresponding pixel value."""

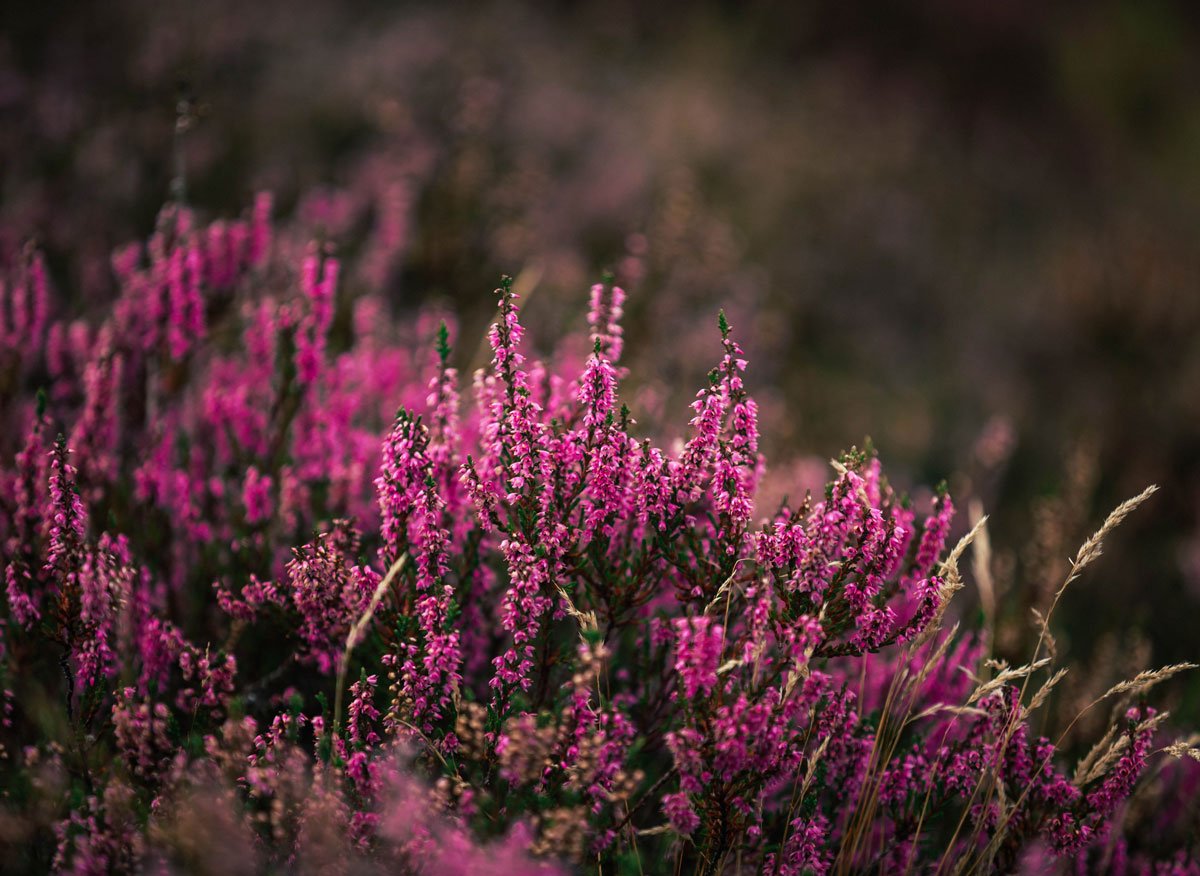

left=0, top=192, right=1193, bottom=874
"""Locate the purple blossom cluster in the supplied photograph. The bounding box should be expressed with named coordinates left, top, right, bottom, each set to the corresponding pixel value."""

left=0, top=193, right=1195, bottom=874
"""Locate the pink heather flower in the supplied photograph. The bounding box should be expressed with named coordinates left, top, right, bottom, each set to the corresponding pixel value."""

left=662, top=792, right=700, bottom=835
left=677, top=379, right=728, bottom=501
left=491, top=535, right=553, bottom=698
left=908, top=490, right=954, bottom=586
left=204, top=220, right=232, bottom=288
left=296, top=250, right=339, bottom=385
left=249, top=191, right=274, bottom=264
left=577, top=348, right=618, bottom=431
left=242, top=466, right=274, bottom=525
left=45, top=437, right=87, bottom=577
left=166, top=241, right=205, bottom=361
left=377, top=410, right=432, bottom=563
left=112, top=688, right=172, bottom=778
left=674, top=616, right=723, bottom=699
left=283, top=529, right=376, bottom=673
left=0, top=249, right=50, bottom=361
left=5, top=564, right=40, bottom=627
left=404, top=483, right=462, bottom=734
left=426, top=325, right=464, bottom=524
left=68, top=329, right=124, bottom=487
left=5, top=411, right=50, bottom=623
left=895, top=575, right=944, bottom=644
left=347, top=674, right=381, bottom=748
left=765, top=814, right=832, bottom=876
left=587, top=281, right=626, bottom=363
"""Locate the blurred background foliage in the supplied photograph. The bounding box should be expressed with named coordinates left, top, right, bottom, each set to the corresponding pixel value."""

left=2, top=0, right=1198, bottom=693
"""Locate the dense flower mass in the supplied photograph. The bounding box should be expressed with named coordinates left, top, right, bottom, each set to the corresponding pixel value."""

left=0, top=193, right=1196, bottom=874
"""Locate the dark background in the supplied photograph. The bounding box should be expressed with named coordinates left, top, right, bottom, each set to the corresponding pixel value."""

left=3, top=0, right=1198, bottom=695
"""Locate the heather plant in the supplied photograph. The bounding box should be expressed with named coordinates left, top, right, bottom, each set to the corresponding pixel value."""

left=1, top=195, right=1197, bottom=874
